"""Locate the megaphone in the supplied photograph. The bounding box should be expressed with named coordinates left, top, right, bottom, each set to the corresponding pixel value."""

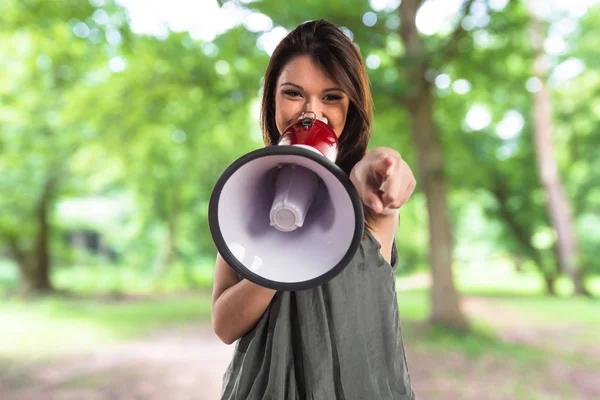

left=208, top=111, right=364, bottom=291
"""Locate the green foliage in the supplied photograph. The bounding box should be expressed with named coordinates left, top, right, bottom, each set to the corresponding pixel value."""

left=1, top=3, right=599, bottom=398
left=555, top=6, right=600, bottom=274
left=227, top=0, right=600, bottom=285
left=0, top=0, right=598, bottom=292
left=81, top=25, right=269, bottom=258
left=0, top=0, right=129, bottom=286
left=0, top=0, right=270, bottom=285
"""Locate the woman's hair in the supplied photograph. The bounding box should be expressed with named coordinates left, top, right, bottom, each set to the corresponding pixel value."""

left=260, top=19, right=373, bottom=175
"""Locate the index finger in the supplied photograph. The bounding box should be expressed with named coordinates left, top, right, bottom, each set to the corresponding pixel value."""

left=374, top=155, right=394, bottom=178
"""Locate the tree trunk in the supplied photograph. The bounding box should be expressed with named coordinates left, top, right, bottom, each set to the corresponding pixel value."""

left=9, top=177, right=55, bottom=295
left=543, top=275, right=557, bottom=296
left=153, top=190, right=180, bottom=290
left=399, top=0, right=468, bottom=329
left=165, top=207, right=178, bottom=268
left=527, top=2, right=590, bottom=297
left=32, top=181, right=53, bottom=292
left=490, top=178, right=559, bottom=295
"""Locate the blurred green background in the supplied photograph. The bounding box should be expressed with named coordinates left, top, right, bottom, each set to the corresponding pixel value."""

left=1, top=0, right=599, bottom=399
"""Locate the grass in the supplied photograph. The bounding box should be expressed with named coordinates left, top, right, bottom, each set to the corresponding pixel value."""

left=394, top=285, right=599, bottom=399
left=455, top=259, right=600, bottom=297
left=397, top=289, right=429, bottom=320
left=2, top=285, right=597, bottom=362
left=0, top=259, right=215, bottom=297
left=492, top=294, right=600, bottom=325
left=0, top=295, right=212, bottom=360
left=1, top=258, right=599, bottom=365
left=2, top=256, right=599, bottom=298
left=1, top=275, right=598, bottom=400
left=397, top=287, right=599, bottom=356
left=2, top=259, right=598, bottom=400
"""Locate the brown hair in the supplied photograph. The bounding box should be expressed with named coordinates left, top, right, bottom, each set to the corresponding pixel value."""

left=260, top=20, right=373, bottom=175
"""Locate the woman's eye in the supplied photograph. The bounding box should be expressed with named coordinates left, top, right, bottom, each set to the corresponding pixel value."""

left=284, top=90, right=301, bottom=97
left=324, top=94, right=343, bottom=101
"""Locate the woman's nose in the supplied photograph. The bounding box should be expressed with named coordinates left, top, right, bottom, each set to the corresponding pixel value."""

left=304, top=99, right=324, bottom=120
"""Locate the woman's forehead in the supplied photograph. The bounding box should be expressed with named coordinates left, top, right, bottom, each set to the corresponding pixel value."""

left=277, top=55, right=339, bottom=88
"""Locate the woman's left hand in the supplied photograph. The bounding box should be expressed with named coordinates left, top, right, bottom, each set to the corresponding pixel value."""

left=350, top=147, right=416, bottom=216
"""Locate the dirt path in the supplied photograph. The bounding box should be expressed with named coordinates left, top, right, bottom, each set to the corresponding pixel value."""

left=0, top=324, right=234, bottom=400
left=463, top=296, right=600, bottom=361
left=1, top=294, right=598, bottom=400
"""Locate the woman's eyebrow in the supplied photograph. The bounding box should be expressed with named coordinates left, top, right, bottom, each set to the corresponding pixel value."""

left=280, top=82, right=303, bottom=89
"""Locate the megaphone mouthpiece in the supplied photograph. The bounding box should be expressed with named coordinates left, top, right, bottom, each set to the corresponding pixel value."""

left=270, top=163, right=319, bottom=232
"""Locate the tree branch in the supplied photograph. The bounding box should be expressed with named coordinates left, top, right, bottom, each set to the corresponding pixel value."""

left=399, top=0, right=423, bottom=57
left=438, top=0, right=476, bottom=66
left=490, top=178, right=547, bottom=271
left=398, top=0, right=431, bottom=105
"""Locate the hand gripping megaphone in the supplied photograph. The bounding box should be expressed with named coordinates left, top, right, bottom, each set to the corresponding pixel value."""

left=208, top=111, right=364, bottom=291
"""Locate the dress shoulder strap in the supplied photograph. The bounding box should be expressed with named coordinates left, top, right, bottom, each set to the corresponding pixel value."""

left=364, top=228, right=399, bottom=271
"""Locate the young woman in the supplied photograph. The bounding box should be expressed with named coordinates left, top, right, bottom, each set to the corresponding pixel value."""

left=211, top=19, right=417, bottom=400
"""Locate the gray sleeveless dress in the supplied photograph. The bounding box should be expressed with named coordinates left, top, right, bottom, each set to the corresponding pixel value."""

left=220, top=229, right=415, bottom=400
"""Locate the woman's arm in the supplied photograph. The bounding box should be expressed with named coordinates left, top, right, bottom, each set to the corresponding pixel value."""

left=350, top=147, right=416, bottom=262
left=363, top=208, right=400, bottom=265
left=211, top=253, right=276, bottom=344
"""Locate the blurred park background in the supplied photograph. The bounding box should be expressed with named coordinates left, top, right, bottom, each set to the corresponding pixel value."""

left=1, top=0, right=599, bottom=399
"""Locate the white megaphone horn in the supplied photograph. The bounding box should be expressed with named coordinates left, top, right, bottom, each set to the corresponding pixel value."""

left=208, top=111, right=364, bottom=291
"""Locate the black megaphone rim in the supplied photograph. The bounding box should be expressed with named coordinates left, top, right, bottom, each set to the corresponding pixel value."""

left=208, top=145, right=365, bottom=291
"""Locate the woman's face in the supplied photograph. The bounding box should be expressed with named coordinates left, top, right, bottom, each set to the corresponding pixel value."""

left=275, top=55, right=350, bottom=138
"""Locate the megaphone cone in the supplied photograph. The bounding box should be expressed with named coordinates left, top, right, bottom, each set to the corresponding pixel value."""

left=208, top=112, right=364, bottom=291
